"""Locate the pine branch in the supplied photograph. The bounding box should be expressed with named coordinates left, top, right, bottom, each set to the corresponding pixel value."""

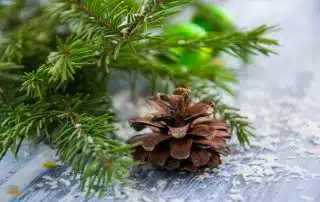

left=0, top=31, right=24, bottom=63
left=126, top=0, right=188, bottom=35
left=214, top=103, right=254, bottom=146
left=70, top=0, right=118, bottom=32
left=56, top=114, right=132, bottom=197
left=45, top=37, right=96, bottom=84
left=0, top=62, right=24, bottom=81
left=143, top=25, right=278, bottom=61
left=0, top=94, right=132, bottom=196
left=20, top=69, right=49, bottom=99
left=0, top=101, right=59, bottom=159
left=192, top=85, right=254, bottom=146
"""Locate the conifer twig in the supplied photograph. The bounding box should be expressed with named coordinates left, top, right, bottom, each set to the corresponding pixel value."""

left=71, top=0, right=117, bottom=32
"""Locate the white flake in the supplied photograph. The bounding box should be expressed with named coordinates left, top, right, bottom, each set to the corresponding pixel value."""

left=59, top=178, right=71, bottom=186
left=114, top=185, right=126, bottom=199
left=141, top=195, right=153, bottom=202
left=300, top=195, right=314, bottom=202
left=229, top=188, right=241, bottom=194
left=42, top=175, right=55, bottom=181
left=50, top=184, right=59, bottom=190
left=210, top=194, right=218, bottom=199
left=36, top=183, right=44, bottom=188
left=229, top=193, right=244, bottom=202
left=157, top=180, right=168, bottom=189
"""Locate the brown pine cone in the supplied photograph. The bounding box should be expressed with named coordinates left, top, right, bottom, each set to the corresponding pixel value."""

left=127, top=87, right=231, bottom=172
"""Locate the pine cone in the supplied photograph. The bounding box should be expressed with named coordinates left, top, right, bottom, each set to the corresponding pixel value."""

left=127, top=88, right=232, bottom=172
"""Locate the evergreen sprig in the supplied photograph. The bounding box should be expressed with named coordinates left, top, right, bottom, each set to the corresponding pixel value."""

left=0, top=94, right=133, bottom=194
left=56, top=114, right=132, bottom=197
left=193, top=84, right=254, bottom=146
left=0, top=0, right=278, bottom=196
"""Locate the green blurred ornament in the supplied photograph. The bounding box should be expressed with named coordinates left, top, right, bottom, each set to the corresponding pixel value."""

left=192, top=3, right=234, bottom=32
left=179, top=47, right=212, bottom=67
left=164, top=22, right=207, bottom=38
left=163, top=22, right=212, bottom=67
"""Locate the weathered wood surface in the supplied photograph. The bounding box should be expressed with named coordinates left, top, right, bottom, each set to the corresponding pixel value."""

left=1, top=0, right=320, bottom=201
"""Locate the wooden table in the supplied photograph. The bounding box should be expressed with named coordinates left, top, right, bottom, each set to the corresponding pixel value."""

left=1, top=0, right=320, bottom=201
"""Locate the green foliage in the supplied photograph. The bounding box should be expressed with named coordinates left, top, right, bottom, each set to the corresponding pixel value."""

left=0, top=0, right=278, bottom=196
left=192, top=84, right=254, bottom=146
left=45, top=37, right=96, bottom=84
left=214, top=103, right=254, bottom=146
left=56, top=114, right=133, bottom=197
left=0, top=94, right=133, bottom=194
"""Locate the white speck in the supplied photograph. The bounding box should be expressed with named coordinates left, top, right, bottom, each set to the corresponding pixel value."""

left=173, top=180, right=181, bottom=185
left=197, top=172, right=215, bottom=180
left=114, top=185, right=126, bottom=199
left=210, top=194, right=218, bottom=199
left=229, top=193, right=244, bottom=202
left=300, top=195, right=314, bottom=202
left=36, top=183, right=44, bottom=188
left=178, top=40, right=185, bottom=45
left=105, top=196, right=114, bottom=200
left=232, top=180, right=241, bottom=187
left=218, top=171, right=232, bottom=178
left=229, top=188, right=241, bottom=194
left=211, top=168, right=220, bottom=173
left=157, top=180, right=167, bottom=189
left=50, top=184, right=59, bottom=190
left=46, top=180, right=58, bottom=186
left=141, top=195, right=153, bottom=202
left=59, top=178, right=71, bottom=186
left=150, top=187, right=156, bottom=192
left=87, top=136, right=94, bottom=144
left=42, top=175, right=54, bottom=181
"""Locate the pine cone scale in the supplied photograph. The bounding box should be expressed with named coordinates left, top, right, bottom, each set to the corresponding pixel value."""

left=170, top=138, right=193, bottom=159
left=128, top=118, right=165, bottom=131
left=168, top=124, right=189, bottom=139
left=142, top=133, right=171, bottom=151
left=148, top=147, right=170, bottom=166
left=132, top=146, right=149, bottom=162
left=194, top=138, right=227, bottom=150
left=190, top=150, right=211, bottom=167
left=127, top=134, right=149, bottom=147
